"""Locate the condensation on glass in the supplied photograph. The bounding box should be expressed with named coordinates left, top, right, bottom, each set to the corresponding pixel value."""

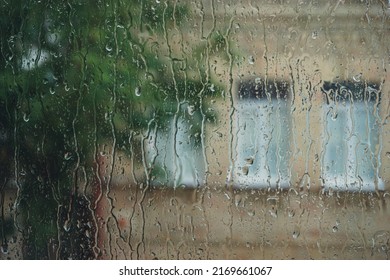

left=1, top=0, right=390, bottom=260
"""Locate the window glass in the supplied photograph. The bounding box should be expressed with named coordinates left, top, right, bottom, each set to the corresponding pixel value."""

left=322, top=82, right=383, bottom=191
left=233, top=79, right=291, bottom=188
left=1, top=0, right=390, bottom=260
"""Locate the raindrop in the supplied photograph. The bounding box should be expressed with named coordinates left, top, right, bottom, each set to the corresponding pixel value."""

left=245, top=157, right=254, bottom=165
left=372, top=230, right=390, bottom=251
left=187, top=105, right=195, bottom=115
left=331, top=112, right=338, bottom=121
left=1, top=244, right=8, bottom=255
left=248, top=55, right=255, bottom=65
left=242, top=166, right=249, bottom=176
left=234, top=194, right=242, bottom=207
left=353, top=73, right=362, bottom=82
left=63, top=220, right=71, bottom=232
left=135, top=86, right=141, bottom=96
left=49, top=87, right=55, bottom=95
left=332, top=226, right=338, bottom=233
left=209, top=83, right=215, bottom=92
left=247, top=210, right=255, bottom=217
left=269, top=208, right=278, bottom=218
left=292, top=230, right=300, bottom=239
left=288, top=209, right=295, bottom=218
left=255, top=77, right=261, bottom=84
left=105, top=44, right=113, bottom=52
left=386, top=152, right=390, bottom=159
left=156, top=0, right=161, bottom=3
left=311, top=31, right=318, bottom=39
left=64, top=152, right=72, bottom=160
left=23, top=112, right=30, bottom=122
left=170, top=198, right=178, bottom=206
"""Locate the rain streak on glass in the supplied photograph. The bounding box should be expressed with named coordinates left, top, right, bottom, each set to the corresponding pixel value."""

left=0, top=0, right=389, bottom=260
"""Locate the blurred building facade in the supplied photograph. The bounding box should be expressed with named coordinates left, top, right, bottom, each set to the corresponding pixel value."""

left=2, top=0, right=390, bottom=260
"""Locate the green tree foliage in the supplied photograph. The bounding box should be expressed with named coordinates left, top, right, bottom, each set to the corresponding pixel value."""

left=0, top=0, right=223, bottom=259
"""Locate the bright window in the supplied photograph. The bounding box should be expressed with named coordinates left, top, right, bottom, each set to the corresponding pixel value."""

left=322, top=82, right=383, bottom=191
left=232, top=79, right=291, bottom=188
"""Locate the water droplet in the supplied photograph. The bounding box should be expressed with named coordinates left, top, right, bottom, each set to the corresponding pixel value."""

left=292, top=230, right=300, bottom=239
left=135, top=86, right=141, bottom=96
left=49, top=87, right=55, bottom=95
left=234, top=194, right=242, bottom=207
left=332, top=226, right=338, bottom=233
left=311, top=30, right=318, bottom=39
left=170, top=198, right=178, bottom=206
left=255, top=77, right=262, bottom=84
left=209, top=83, right=215, bottom=92
left=105, top=44, right=113, bottom=52
left=269, top=208, right=278, bottom=218
left=156, top=0, right=161, bottom=3
left=63, top=220, right=71, bottom=232
left=331, top=112, right=338, bottom=121
left=245, top=157, right=254, bottom=165
left=386, top=152, right=390, bottom=159
left=187, top=105, right=195, bottom=115
left=247, top=210, right=255, bottom=217
left=288, top=209, right=295, bottom=218
left=1, top=244, right=8, bottom=255
left=23, top=113, right=30, bottom=122
left=248, top=55, right=255, bottom=65
left=64, top=152, right=72, bottom=160
left=353, top=73, right=362, bottom=82
left=372, top=230, right=390, bottom=251
left=242, top=166, right=249, bottom=176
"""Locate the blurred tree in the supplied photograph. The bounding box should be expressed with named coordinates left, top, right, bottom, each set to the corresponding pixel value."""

left=0, top=0, right=221, bottom=259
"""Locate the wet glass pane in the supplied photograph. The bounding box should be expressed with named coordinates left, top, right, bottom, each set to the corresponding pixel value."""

left=1, top=0, right=390, bottom=260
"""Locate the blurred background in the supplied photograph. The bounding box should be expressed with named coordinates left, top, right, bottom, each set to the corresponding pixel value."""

left=1, top=0, right=390, bottom=259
